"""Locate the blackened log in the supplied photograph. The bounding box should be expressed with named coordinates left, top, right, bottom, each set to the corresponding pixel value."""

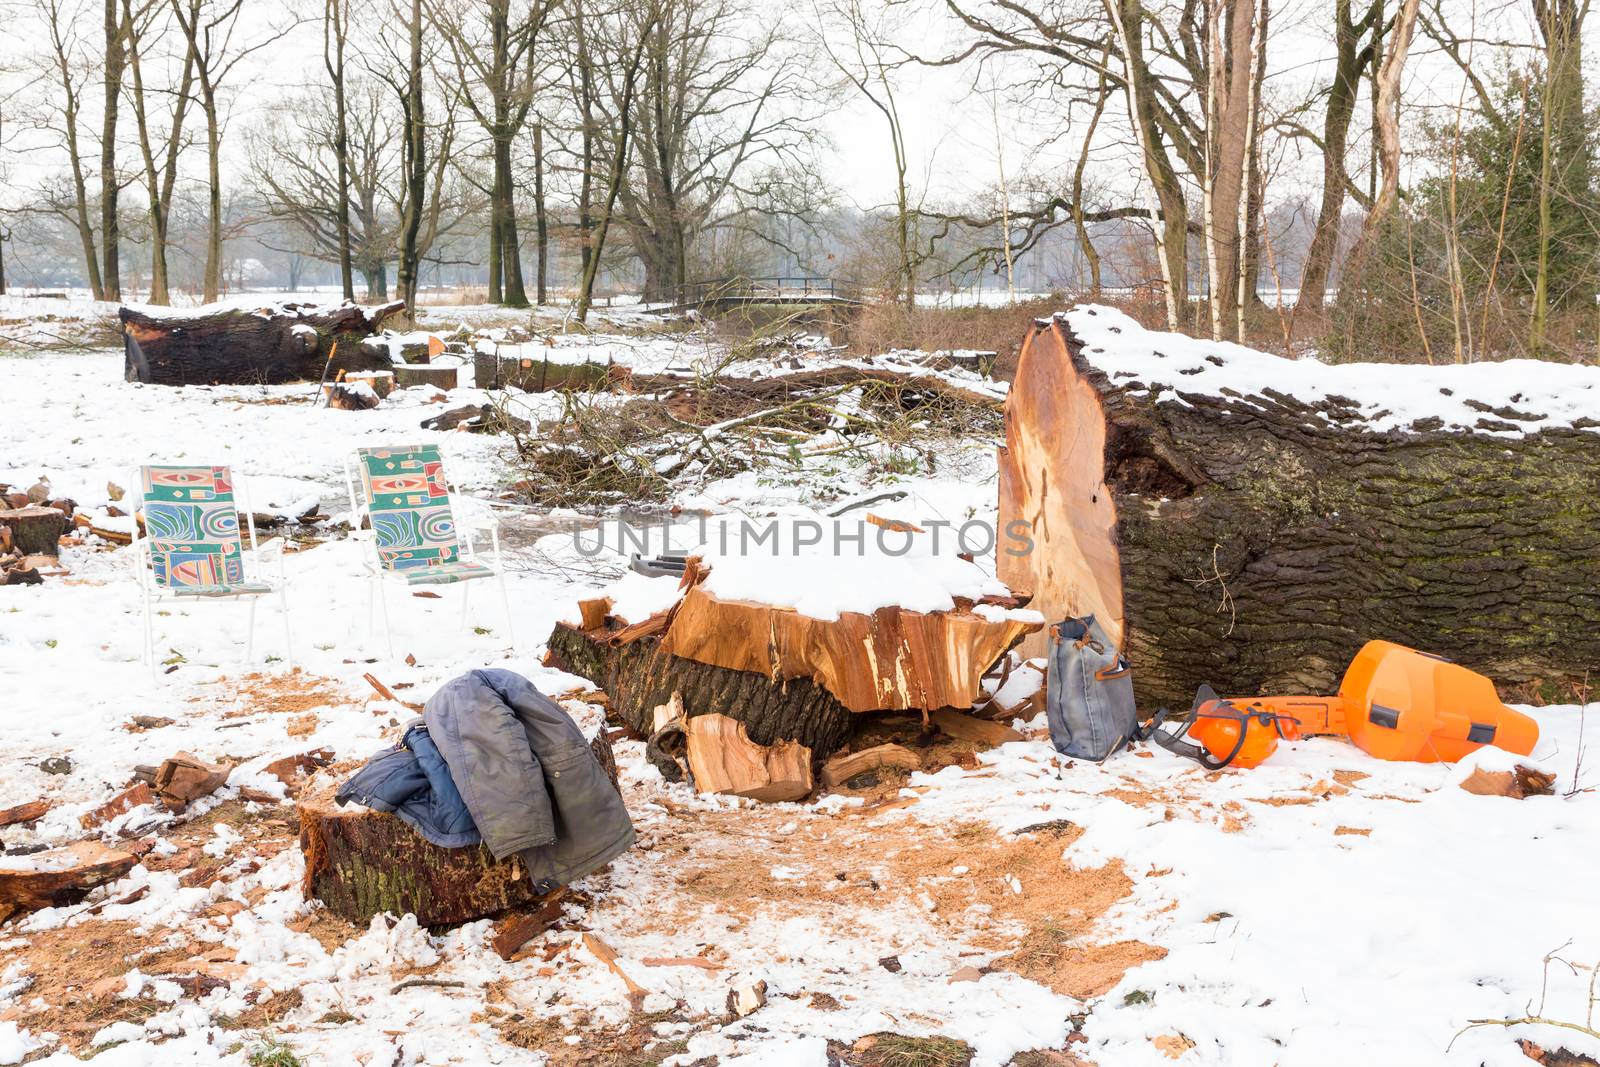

left=121, top=300, right=408, bottom=386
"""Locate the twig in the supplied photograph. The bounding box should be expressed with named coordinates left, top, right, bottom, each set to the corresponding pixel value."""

left=390, top=978, right=467, bottom=994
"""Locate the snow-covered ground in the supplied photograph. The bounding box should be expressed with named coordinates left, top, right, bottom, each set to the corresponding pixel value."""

left=2, top=325, right=1598, bottom=1067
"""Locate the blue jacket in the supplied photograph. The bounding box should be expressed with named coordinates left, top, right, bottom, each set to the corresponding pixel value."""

left=335, top=722, right=480, bottom=849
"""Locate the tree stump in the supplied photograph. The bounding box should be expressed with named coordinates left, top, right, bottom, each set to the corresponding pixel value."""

left=121, top=300, right=408, bottom=386
left=0, top=506, right=68, bottom=556
left=997, top=306, right=1600, bottom=708
left=297, top=728, right=620, bottom=927
left=544, top=623, right=857, bottom=758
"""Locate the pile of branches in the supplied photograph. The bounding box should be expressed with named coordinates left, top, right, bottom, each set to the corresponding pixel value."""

left=505, top=366, right=1004, bottom=509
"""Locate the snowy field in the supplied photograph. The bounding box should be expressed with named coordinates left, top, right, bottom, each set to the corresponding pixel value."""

left=2, top=321, right=1598, bottom=1067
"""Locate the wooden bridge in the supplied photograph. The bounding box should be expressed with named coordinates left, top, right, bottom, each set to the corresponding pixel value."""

left=668, top=276, right=868, bottom=313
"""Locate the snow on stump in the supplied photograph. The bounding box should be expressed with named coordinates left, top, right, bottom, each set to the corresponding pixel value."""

left=998, top=305, right=1600, bottom=708
left=296, top=728, right=620, bottom=927
left=0, top=505, right=69, bottom=557
left=120, top=299, right=408, bottom=386
left=544, top=557, right=1042, bottom=760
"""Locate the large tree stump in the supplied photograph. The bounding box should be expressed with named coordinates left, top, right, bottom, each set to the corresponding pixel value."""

left=121, top=300, right=408, bottom=386
left=297, top=729, right=619, bottom=927
left=998, top=306, right=1600, bottom=708
left=545, top=623, right=856, bottom=758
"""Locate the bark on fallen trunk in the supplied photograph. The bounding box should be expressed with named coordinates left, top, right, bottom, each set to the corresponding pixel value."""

left=121, top=300, right=407, bottom=386
left=297, top=728, right=619, bottom=927
left=998, top=307, right=1600, bottom=708
left=544, top=623, right=856, bottom=758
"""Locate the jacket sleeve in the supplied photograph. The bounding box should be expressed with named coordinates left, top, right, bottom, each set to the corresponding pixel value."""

left=424, top=673, right=557, bottom=860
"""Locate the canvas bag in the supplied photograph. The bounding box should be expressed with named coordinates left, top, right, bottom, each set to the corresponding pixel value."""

left=1045, top=615, right=1139, bottom=761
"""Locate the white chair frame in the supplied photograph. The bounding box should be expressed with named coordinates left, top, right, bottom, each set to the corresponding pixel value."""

left=343, top=449, right=516, bottom=658
left=130, top=466, right=293, bottom=678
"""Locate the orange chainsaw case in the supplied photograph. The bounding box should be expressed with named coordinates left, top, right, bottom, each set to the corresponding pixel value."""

left=1229, top=640, right=1538, bottom=763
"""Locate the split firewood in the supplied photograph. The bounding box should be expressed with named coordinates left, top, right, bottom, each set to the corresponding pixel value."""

left=324, top=381, right=380, bottom=411
left=0, top=841, right=139, bottom=924
left=261, top=749, right=335, bottom=795
left=582, top=932, right=647, bottom=1004
left=491, top=892, right=568, bottom=961
left=820, top=744, right=922, bottom=790
left=645, top=719, right=690, bottom=784
left=1457, top=764, right=1557, bottom=799
left=651, top=691, right=686, bottom=734
left=153, top=752, right=232, bottom=809
left=80, top=783, right=158, bottom=829
left=73, top=513, right=134, bottom=545
left=642, top=956, right=723, bottom=971
left=685, top=713, right=813, bottom=802
left=0, top=799, right=51, bottom=827
left=726, top=979, right=768, bottom=1018
left=930, top=708, right=1024, bottom=748
left=577, top=596, right=614, bottom=632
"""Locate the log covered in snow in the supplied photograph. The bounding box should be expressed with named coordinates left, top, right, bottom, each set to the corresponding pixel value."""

left=296, top=728, right=620, bottom=926
left=998, top=305, right=1600, bottom=708
left=120, top=299, right=407, bottom=386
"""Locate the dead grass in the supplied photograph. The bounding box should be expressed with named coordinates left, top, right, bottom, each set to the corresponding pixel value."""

left=841, top=1032, right=974, bottom=1067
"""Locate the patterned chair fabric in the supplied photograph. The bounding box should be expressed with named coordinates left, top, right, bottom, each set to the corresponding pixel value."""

left=140, top=465, right=270, bottom=597
left=356, top=445, right=494, bottom=586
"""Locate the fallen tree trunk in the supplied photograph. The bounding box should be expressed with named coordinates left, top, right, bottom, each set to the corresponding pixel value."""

left=544, top=623, right=856, bottom=758
left=297, top=728, right=619, bottom=927
left=998, top=306, right=1600, bottom=708
left=121, top=300, right=407, bottom=386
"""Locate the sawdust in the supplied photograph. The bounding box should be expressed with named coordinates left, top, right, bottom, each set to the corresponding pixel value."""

left=219, top=668, right=350, bottom=718
left=998, top=936, right=1168, bottom=999
left=1334, top=825, right=1371, bottom=836
left=1333, top=769, right=1370, bottom=786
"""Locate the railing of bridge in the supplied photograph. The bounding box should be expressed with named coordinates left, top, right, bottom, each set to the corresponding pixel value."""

left=674, top=276, right=864, bottom=306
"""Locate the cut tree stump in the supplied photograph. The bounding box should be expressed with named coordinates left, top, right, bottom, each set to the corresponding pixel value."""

left=684, top=713, right=813, bottom=802
left=0, top=506, right=68, bottom=556
left=997, top=307, right=1600, bottom=708
left=121, top=300, right=407, bottom=386
left=394, top=364, right=459, bottom=391
left=544, top=624, right=856, bottom=758
left=0, top=841, right=139, bottom=924
left=660, top=581, right=1039, bottom=714
left=297, top=729, right=619, bottom=927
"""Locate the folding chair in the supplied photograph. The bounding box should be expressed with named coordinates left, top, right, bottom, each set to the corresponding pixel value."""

left=344, top=444, right=515, bottom=657
left=131, top=464, right=292, bottom=677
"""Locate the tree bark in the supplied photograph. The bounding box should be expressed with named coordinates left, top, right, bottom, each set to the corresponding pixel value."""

left=298, top=729, right=619, bottom=927
left=544, top=623, right=857, bottom=757
left=120, top=300, right=406, bottom=385
left=101, top=0, right=125, bottom=302
left=325, top=0, right=355, bottom=301
left=997, top=308, right=1600, bottom=708
left=395, top=0, right=426, bottom=313
left=533, top=122, right=548, bottom=305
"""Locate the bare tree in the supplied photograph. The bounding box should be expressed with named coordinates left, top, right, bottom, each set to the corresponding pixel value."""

left=101, top=0, right=128, bottom=299
left=432, top=0, right=555, bottom=306
left=324, top=0, right=355, bottom=299
left=35, top=0, right=105, bottom=297
left=124, top=0, right=194, bottom=304
left=170, top=0, right=296, bottom=301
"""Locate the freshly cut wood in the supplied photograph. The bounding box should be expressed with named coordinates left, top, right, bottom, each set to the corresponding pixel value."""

left=820, top=743, right=922, bottom=789
left=261, top=749, right=335, bottom=795
left=1457, top=764, right=1557, bottom=799
left=80, top=783, right=157, bottom=829
left=298, top=730, right=620, bottom=926
left=344, top=370, right=395, bottom=398
left=121, top=300, right=406, bottom=386
left=490, top=892, right=567, bottom=960
left=998, top=307, right=1600, bottom=707
left=930, top=708, right=1024, bottom=747
left=0, top=506, right=68, bottom=556
left=0, top=799, right=51, bottom=827
left=74, top=513, right=134, bottom=545
left=324, top=382, right=380, bottom=411
left=582, top=932, right=647, bottom=1002
left=153, top=752, right=231, bottom=808
left=474, top=349, right=616, bottom=392
left=0, top=841, right=139, bottom=923
left=544, top=624, right=856, bottom=757
left=578, top=596, right=614, bottom=631
left=660, top=582, right=1040, bottom=713
left=685, top=713, right=813, bottom=802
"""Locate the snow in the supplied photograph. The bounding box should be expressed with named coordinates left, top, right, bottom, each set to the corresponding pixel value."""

left=3, top=325, right=1599, bottom=1065
left=1064, top=304, right=1600, bottom=435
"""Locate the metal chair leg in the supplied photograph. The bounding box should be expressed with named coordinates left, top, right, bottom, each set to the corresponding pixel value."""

left=278, top=585, right=293, bottom=667
left=497, top=572, right=516, bottom=652
left=245, top=597, right=258, bottom=664
left=376, top=579, right=394, bottom=659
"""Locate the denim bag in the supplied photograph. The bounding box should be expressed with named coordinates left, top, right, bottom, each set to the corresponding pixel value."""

left=1045, top=615, right=1139, bottom=761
